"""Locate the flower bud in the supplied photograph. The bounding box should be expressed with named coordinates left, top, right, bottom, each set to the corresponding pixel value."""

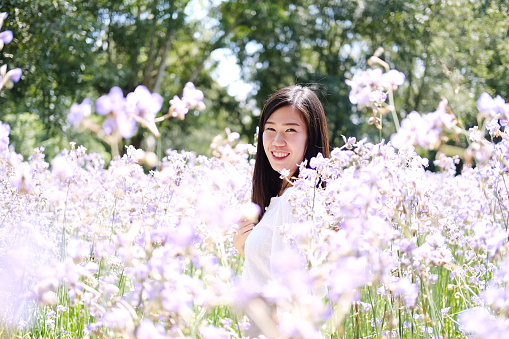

left=0, top=30, right=13, bottom=45
left=143, top=151, right=158, bottom=168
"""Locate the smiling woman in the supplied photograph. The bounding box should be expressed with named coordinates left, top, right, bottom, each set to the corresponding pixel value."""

left=232, top=85, right=329, bottom=336
left=252, top=85, right=330, bottom=216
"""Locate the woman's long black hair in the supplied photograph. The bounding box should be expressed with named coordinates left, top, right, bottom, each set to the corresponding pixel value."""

left=252, top=85, right=330, bottom=217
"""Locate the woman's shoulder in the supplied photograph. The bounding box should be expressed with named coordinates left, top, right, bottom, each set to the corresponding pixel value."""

left=281, top=185, right=297, bottom=198
left=277, top=186, right=298, bottom=211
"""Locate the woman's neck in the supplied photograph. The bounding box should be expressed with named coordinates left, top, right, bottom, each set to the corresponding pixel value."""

left=278, top=179, right=292, bottom=196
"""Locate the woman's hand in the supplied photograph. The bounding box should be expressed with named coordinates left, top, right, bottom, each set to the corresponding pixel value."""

left=233, top=219, right=257, bottom=258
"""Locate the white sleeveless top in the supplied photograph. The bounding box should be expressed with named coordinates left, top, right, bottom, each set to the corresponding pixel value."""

left=241, top=187, right=297, bottom=291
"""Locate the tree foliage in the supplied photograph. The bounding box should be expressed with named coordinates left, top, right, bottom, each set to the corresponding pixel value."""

left=219, top=0, right=509, bottom=147
left=0, top=0, right=508, bottom=159
left=0, top=0, right=251, bottom=159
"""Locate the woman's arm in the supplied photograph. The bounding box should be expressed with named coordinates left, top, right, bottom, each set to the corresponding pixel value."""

left=233, top=219, right=257, bottom=258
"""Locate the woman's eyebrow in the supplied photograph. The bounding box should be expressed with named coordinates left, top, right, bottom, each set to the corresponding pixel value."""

left=265, top=121, right=302, bottom=126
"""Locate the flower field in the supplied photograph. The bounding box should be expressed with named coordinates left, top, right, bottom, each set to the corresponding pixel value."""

left=2, top=10, right=509, bottom=339
left=2, top=106, right=509, bottom=338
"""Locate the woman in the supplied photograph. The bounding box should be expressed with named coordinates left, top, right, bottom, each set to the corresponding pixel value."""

left=233, top=84, right=330, bottom=292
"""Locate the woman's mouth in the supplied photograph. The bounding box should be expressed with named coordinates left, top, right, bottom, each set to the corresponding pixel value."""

left=272, top=151, right=289, bottom=159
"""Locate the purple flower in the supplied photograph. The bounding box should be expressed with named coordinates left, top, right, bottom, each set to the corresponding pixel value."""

left=390, top=112, right=430, bottom=149
left=486, top=119, right=500, bottom=136
left=182, top=82, right=204, bottom=109
left=477, top=92, right=496, bottom=112
left=346, top=68, right=405, bottom=109
left=170, top=95, right=189, bottom=120
left=200, top=325, right=230, bottom=339
left=51, top=155, right=75, bottom=181
left=440, top=307, right=451, bottom=315
left=66, top=239, right=91, bottom=262
left=161, top=285, right=194, bottom=313
left=468, top=126, right=482, bottom=142
left=5, top=68, right=22, bottom=83
left=0, top=120, right=9, bottom=154
left=262, top=279, right=292, bottom=302
left=477, top=92, right=509, bottom=119
left=369, top=89, right=387, bottom=103
left=310, top=153, right=327, bottom=169
left=0, top=30, right=13, bottom=44
left=165, top=224, right=196, bottom=247
left=101, top=307, right=133, bottom=330
left=346, top=69, right=382, bottom=106
left=391, top=101, right=454, bottom=150
left=459, top=308, right=509, bottom=338
left=392, top=277, right=418, bottom=308
left=349, top=86, right=372, bottom=109
left=219, top=318, right=232, bottom=327
left=136, top=319, right=168, bottom=339
left=115, top=111, right=138, bottom=138
left=1, top=70, right=19, bottom=90
left=424, top=100, right=454, bottom=130
left=68, top=98, right=91, bottom=127
left=102, top=117, right=116, bottom=135
left=10, top=162, right=35, bottom=194
left=95, top=86, right=125, bottom=116
left=380, top=69, right=406, bottom=87
left=126, top=85, right=163, bottom=121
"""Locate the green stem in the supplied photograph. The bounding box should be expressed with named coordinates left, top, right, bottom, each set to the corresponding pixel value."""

left=60, top=182, right=71, bottom=261
left=388, top=89, right=400, bottom=132
left=156, top=136, right=162, bottom=171
left=111, top=197, right=117, bottom=235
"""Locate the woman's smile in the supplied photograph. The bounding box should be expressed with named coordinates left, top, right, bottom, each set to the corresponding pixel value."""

left=271, top=151, right=290, bottom=158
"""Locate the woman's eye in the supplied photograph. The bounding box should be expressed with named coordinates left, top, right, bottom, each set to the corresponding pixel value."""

left=287, top=128, right=296, bottom=132
left=265, top=127, right=275, bottom=131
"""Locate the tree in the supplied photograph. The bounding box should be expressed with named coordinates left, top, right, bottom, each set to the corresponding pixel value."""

left=0, top=0, right=252, bottom=160
left=219, top=0, right=509, bottom=149
left=2, top=0, right=509, bottom=161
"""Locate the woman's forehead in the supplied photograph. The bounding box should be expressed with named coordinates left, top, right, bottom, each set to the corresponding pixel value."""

left=265, top=106, right=305, bottom=125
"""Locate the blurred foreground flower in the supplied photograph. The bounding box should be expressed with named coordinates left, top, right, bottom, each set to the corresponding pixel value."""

left=67, top=83, right=205, bottom=158
left=163, top=82, right=205, bottom=120
left=0, top=120, right=9, bottom=156
left=68, top=98, right=92, bottom=127
left=0, top=66, right=22, bottom=90
left=477, top=91, right=509, bottom=121
left=346, top=50, right=404, bottom=131
left=390, top=100, right=455, bottom=150
left=346, top=67, right=405, bottom=110
left=0, top=30, right=12, bottom=45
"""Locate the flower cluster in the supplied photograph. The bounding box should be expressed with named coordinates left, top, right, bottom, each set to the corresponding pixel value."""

left=390, top=99, right=456, bottom=150
left=0, top=127, right=255, bottom=337
left=3, top=106, right=509, bottom=338
left=168, top=82, right=205, bottom=120
left=346, top=67, right=405, bottom=110
left=4, top=18, right=509, bottom=338
left=67, top=82, right=205, bottom=156
left=346, top=52, right=405, bottom=131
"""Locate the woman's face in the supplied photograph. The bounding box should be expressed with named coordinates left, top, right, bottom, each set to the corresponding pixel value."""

left=263, top=105, right=308, bottom=176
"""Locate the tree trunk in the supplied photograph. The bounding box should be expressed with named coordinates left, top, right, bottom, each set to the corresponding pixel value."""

left=142, top=0, right=161, bottom=89
left=153, top=37, right=172, bottom=94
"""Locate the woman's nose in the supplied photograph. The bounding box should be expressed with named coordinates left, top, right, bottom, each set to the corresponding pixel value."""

left=272, top=131, right=285, bottom=146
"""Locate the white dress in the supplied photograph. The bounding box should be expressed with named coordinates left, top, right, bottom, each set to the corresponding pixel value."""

left=242, top=187, right=297, bottom=291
